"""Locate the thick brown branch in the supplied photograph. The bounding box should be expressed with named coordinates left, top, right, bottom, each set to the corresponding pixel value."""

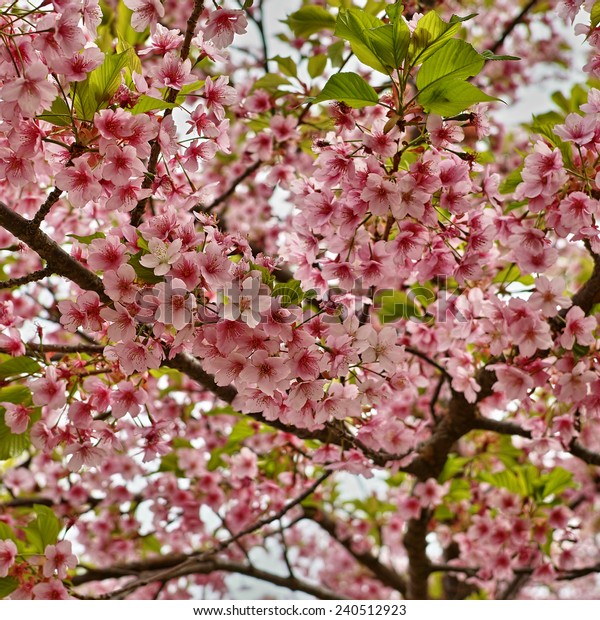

left=302, top=506, right=407, bottom=597
left=569, top=244, right=600, bottom=314
left=73, top=557, right=343, bottom=600
left=404, top=510, right=430, bottom=600
left=0, top=201, right=108, bottom=303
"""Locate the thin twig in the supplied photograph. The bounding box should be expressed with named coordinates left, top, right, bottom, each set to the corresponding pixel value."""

left=490, top=0, right=538, bottom=54
left=0, top=266, right=52, bottom=289
left=191, top=160, right=262, bottom=213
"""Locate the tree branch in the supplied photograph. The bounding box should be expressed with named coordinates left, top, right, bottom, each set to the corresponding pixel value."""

left=0, top=201, right=108, bottom=303
left=490, top=0, right=539, bottom=54
left=191, top=160, right=262, bottom=214
left=31, top=187, right=63, bottom=227
left=73, top=557, right=344, bottom=600
left=0, top=266, right=52, bottom=289
left=302, top=505, right=407, bottom=597
left=569, top=243, right=600, bottom=314
left=404, top=509, right=430, bottom=599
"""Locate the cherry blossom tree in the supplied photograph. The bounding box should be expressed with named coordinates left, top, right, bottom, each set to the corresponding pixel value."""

left=1, top=0, right=600, bottom=602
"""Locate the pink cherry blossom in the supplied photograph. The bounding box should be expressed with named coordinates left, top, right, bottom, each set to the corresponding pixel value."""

left=124, top=0, right=165, bottom=32
left=0, top=62, right=57, bottom=118
left=4, top=404, right=32, bottom=434
left=0, top=539, right=17, bottom=577
left=204, top=8, right=248, bottom=48
left=111, top=381, right=148, bottom=418
left=528, top=276, right=572, bottom=317
left=43, top=541, right=77, bottom=579
left=104, top=264, right=138, bottom=303
left=561, top=306, right=597, bottom=349
left=32, top=579, right=70, bottom=600
left=140, top=238, right=182, bottom=276
left=29, top=367, right=67, bottom=410
left=55, top=157, right=102, bottom=208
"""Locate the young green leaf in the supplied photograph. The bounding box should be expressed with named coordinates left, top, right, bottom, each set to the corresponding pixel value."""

left=0, top=357, right=40, bottom=380
left=272, top=280, right=304, bottom=307
left=0, top=577, right=18, bottom=600
left=307, top=54, right=327, bottom=79
left=130, top=95, right=177, bottom=115
left=272, top=55, right=298, bottom=78
left=286, top=6, right=336, bottom=38
left=37, top=96, right=72, bottom=127
left=312, top=72, right=379, bottom=108
left=416, top=39, right=484, bottom=92
left=0, top=385, right=31, bottom=404
left=74, top=48, right=137, bottom=120
left=335, top=9, right=388, bottom=74
left=408, top=11, right=463, bottom=65
left=419, top=80, right=497, bottom=116
left=0, top=411, right=31, bottom=460
left=24, top=505, right=61, bottom=553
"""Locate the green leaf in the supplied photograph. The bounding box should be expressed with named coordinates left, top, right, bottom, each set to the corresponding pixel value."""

left=130, top=95, right=177, bottom=115
left=75, top=48, right=137, bottom=120
left=0, top=577, right=18, bottom=600
left=499, top=165, right=524, bottom=194
left=0, top=522, right=16, bottom=542
left=116, top=1, right=148, bottom=47
left=438, top=455, right=470, bottom=483
left=272, top=280, right=303, bottom=307
left=493, top=264, right=534, bottom=287
left=375, top=290, right=419, bottom=323
left=418, top=79, right=497, bottom=116
left=479, top=468, right=526, bottom=496
left=177, top=79, right=206, bottom=98
left=24, top=505, right=61, bottom=554
left=335, top=9, right=387, bottom=73
left=286, top=6, right=336, bottom=38
left=385, top=1, right=403, bottom=21
left=0, top=385, right=31, bottom=405
left=434, top=504, right=454, bottom=521
left=207, top=420, right=255, bottom=471
left=312, top=72, right=379, bottom=108
left=447, top=478, right=471, bottom=502
left=591, top=1, right=600, bottom=31
left=140, top=534, right=162, bottom=554
left=408, top=11, right=463, bottom=65
left=0, top=412, right=29, bottom=457
left=67, top=232, right=106, bottom=245
left=272, top=55, right=297, bottom=78
left=128, top=254, right=163, bottom=284
left=307, top=54, right=327, bottom=79
left=251, top=74, right=292, bottom=94
left=417, top=39, right=484, bottom=92
left=541, top=467, right=574, bottom=499
left=0, top=357, right=40, bottom=380
left=481, top=50, right=520, bottom=61
left=0, top=412, right=30, bottom=460
left=38, top=96, right=72, bottom=127
left=327, top=40, right=346, bottom=68
left=528, top=113, right=573, bottom=167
